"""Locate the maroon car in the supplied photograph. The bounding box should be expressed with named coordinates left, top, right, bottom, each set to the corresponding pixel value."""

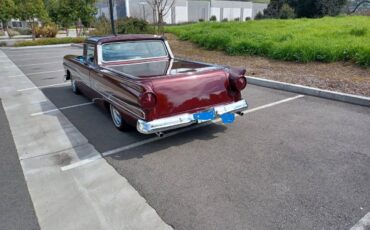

left=63, top=35, right=248, bottom=135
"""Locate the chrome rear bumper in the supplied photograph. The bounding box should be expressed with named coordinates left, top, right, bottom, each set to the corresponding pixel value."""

left=137, top=100, right=248, bottom=134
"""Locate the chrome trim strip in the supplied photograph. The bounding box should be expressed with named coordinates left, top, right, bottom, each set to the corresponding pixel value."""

left=165, top=40, right=174, bottom=59
left=137, top=99, right=248, bottom=134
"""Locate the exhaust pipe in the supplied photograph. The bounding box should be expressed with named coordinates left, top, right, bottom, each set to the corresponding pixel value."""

left=237, top=111, right=244, bottom=116
left=156, top=132, right=164, bottom=137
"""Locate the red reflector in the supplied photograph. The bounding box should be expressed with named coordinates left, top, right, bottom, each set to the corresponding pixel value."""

left=140, top=92, right=157, bottom=109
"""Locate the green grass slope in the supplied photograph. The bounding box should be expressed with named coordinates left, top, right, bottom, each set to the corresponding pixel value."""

left=166, top=16, right=370, bottom=66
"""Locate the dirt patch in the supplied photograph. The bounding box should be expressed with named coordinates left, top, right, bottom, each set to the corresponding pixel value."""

left=166, top=33, right=370, bottom=97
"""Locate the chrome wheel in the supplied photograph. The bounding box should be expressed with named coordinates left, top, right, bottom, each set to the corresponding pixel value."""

left=110, top=105, right=122, bottom=127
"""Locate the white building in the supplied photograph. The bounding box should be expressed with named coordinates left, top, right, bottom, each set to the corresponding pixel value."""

left=96, top=0, right=267, bottom=23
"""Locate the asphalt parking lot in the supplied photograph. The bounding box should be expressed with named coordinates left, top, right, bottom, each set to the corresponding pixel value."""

left=2, top=46, right=370, bottom=230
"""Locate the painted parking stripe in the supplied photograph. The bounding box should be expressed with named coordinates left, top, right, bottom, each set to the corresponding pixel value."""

left=18, top=61, right=61, bottom=67
left=31, top=102, right=94, bottom=116
left=61, top=94, right=304, bottom=171
left=6, top=50, right=79, bottom=57
left=350, top=212, right=370, bottom=230
left=244, top=95, right=304, bottom=114
left=9, top=69, right=64, bottom=78
left=61, top=122, right=214, bottom=171
left=7, top=55, right=65, bottom=61
left=18, top=82, right=70, bottom=92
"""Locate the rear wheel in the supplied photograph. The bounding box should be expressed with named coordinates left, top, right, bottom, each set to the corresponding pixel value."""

left=71, top=78, right=80, bottom=94
left=110, top=104, right=130, bottom=131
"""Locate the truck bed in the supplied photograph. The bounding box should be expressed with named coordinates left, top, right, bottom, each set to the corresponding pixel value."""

left=105, top=58, right=223, bottom=78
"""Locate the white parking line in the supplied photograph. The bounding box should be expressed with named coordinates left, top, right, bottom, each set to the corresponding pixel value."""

left=7, top=55, right=64, bottom=61
left=31, top=102, right=94, bottom=116
left=18, top=61, right=61, bottom=67
left=61, top=94, right=304, bottom=171
left=244, top=95, right=304, bottom=114
left=9, top=69, right=64, bottom=78
left=350, top=212, right=370, bottom=230
left=18, top=82, right=70, bottom=92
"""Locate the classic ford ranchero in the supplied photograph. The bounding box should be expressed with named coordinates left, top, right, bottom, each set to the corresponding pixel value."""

left=63, top=35, right=248, bottom=135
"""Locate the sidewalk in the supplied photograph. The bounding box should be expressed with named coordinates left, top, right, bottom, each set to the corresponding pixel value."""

left=0, top=49, right=172, bottom=230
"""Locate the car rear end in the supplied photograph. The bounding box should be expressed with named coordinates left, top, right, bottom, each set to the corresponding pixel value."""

left=136, top=67, right=248, bottom=134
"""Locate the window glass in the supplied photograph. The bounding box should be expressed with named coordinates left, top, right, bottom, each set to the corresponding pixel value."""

left=102, top=40, right=168, bottom=62
left=86, top=44, right=95, bottom=64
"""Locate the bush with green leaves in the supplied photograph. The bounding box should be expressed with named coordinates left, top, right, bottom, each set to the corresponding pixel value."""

left=13, top=27, right=32, bottom=35
left=222, top=18, right=228, bottom=22
left=166, top=16, right=370, bottom=67
left=279, top=3, right=295, bottom=19
left=255, top=11, right=264, bottom=19
left=117, top=17, right=152, bottom=34
left=35, top=23, right=58, bottom=38
left=89, top=16, right=111, bottom=35
left=7, top=28, right=20, bottom=37
left=199, top=18, right=204, bottom=22
left=14, top=37, right=86, bottom=47
left=210, top=15, right=217, bottom=21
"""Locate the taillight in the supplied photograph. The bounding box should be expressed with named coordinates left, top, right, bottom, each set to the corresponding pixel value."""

left=140, top=92, right=157, bottom=109
left=230, top=76, right=247, bottom=91
left=228, top=68, right=247, bottom=91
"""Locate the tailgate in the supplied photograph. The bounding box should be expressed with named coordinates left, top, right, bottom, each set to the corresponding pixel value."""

left=150, top=69, right=234, bottom=119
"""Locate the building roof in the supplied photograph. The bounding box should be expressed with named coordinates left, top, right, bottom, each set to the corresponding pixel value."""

left=87, top=34, right=164, bottom=44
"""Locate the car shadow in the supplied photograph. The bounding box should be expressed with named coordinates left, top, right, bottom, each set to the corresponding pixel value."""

left=107, top=123, right=227, bottom=161
left=38, top=85, right=227, bottom=160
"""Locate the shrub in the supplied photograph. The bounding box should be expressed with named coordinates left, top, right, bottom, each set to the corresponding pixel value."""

left=35, top=23, right=58, bottom=38
left=90, top=16, right=111, bottom=35
left=279, top=3, right=295, bottom=19
left=13, top=28, right=32, bottom=35
left=245, top=17, right=251, bottom=21
left=0, top=30, right=4, bottom=36
left=117, top=17, right=151, bottom=34
left=14, top=37, right=86, bottom=47
left=199, top=18, right=205, bottom=22
left=255, top=11, right=264, bottom=20
left=7, top=29, right=20, bottom=37
left=222, top=18, right=228, bottom=22
left=0, top=41, right=7, bottom=47
left=234, top=17, right=240, bottom=21
left=42, top=24, right=58, bottom=38
left=210, top=15, right=217, bottom=21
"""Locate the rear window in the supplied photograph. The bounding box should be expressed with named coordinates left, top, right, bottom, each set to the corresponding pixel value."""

left=102, top=40, right=168, bottom=62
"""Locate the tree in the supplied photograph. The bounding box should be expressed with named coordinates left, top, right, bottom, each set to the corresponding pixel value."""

left=315, top=0, right=347, bottom=16
left=16, top=0, right=48, bottom=40
left=264, top=0, right=348, bottom=18
left=44, top=0, right=59, bottom=24
left=57, top=0, right=97, bottom=36
left=145, top=0, right=176, bottom=34
left=0, top=0, right=17, bottom=36
left=279, top=3, right=295, bottom=18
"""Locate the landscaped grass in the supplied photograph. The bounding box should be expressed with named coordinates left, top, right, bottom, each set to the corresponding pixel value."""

left=14, top=37, right=86, bottom=47
left=166, top=16, right=370, bottom=67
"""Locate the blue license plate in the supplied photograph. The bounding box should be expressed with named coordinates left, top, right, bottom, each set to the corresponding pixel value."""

left=193, top=109, right=216, bottom=121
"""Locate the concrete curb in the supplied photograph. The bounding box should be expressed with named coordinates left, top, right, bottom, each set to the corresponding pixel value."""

left=1, top=43, right=83, bottom=49
left=71, top=43, right=83, bottom=48
left=246, top=76, right=370, bottom=107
